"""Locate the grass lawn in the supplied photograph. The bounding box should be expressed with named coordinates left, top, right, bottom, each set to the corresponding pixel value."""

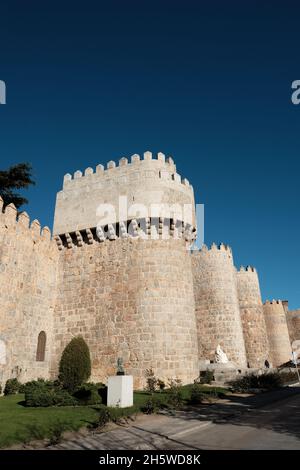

left=0, top=394, right=99, bottom=448
left=0, top=384, right=228, bottom=448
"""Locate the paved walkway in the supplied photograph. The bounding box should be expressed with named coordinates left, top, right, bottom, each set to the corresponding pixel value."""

left=48, top=386, right=300, bottom=450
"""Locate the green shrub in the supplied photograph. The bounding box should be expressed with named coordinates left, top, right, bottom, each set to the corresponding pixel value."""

left=141, top=397, right=161, bottom=414
left=25, top=388, right=55, bottom=407
left=53, top=389, right=78, bottom=406
left=229, top=372, right=283, bottom=392
left=157, top=380, right=166, bottom=391
left=24, top=380, right=77, bottom=407
left=145, top=367, right=157, bottom=393
left=4, top=378, right=21, bottom=395
left=73, top=383, right=102, bottom=406
left=188, top=384, right=206, bottom=405
left=20, top=378, right=53, bottom=395
left=279, top=371, right=299, bottom=384
left=48, top=420, right=68, bottom=446
left=200, top=369, right=214, bottom=385
left=92, top=407, right=111, bottom=430
left=59, top=337, right=91, bottom=392
left=97, top=383, right=108, bottom=405
left=166, top=378, right=184, bottom=409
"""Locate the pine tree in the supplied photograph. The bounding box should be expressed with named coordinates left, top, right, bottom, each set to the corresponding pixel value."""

left=0, top=162, right=35, bottom=209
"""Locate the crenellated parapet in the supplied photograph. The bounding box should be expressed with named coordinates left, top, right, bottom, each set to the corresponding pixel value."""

left=0, top=198, right=54, bottom=244
left=53, top=151, right=195, bottom=236
left=61, top=151, right=190, bottom=187
left=238, top=265, right=257, bottom=273
left=264, top=299, right=285, bottom=305
left=191, top=242, right=233, bottom=261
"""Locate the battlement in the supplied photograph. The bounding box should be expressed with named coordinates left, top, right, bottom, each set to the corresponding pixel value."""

left=264, top=300, right=284, bottom=306
left=62, top=152, right=191, bottom=189
left=238, top=265, right=257, bottom=273
left=192, top=242, right=232, bottom=255
left=0, top=198, right=53, bottom=243
left=53, top=151, right=196, bottom=236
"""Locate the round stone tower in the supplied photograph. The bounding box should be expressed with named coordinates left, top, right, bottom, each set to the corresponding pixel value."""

left=53, top=151, right=196, bottom=236
left=236, top=266, right=270, bottom=368
left=51, top=152, right=199, bottom=388
left=192, top=243, right=247, bottom=368
left=286, top=309, right=300, bottom=344
left=263, top=300, right=291, bottom=367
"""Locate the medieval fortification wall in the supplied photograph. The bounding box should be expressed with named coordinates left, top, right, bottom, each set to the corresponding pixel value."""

left=53, top=151, right=195, bottom=236
left=50, top=152, right=199, bottom=388
left=236, top=266, right=270, bottom=368
left=51, top=236, right=199, bottom=389
left=286, top=309, right=300, bottom=344
left=0, top=151, right=297, bottom=390
left=0, top=198, right=59, bottom=386
left=263, top=300, right=292, bottom=366
left=191, top=243, right=247, bottom=368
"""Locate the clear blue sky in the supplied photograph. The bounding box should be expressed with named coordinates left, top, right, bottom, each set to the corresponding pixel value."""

left=0, top=1, right=299, bottom=307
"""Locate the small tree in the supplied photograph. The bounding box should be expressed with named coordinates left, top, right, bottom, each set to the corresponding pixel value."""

left=0, top=162, right=35, bottom=209
left=145, top=367, right=157, bottom=393
left=58, top=337, right=91, bottom=392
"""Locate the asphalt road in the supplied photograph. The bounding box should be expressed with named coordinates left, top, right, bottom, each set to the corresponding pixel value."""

left=173, top=392, right=300, bottom=450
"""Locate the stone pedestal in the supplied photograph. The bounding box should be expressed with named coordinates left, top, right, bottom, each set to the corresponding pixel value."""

left=107, top=375, right=133, bottom=408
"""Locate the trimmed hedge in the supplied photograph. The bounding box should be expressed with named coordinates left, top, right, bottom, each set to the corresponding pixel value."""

left=59, top=337, right=91, bottom=392
left=73, top=383, right=102, bottom=406
left=24, top=379, right=77, bottom=407
left=19, top=379, right=105, bottom=408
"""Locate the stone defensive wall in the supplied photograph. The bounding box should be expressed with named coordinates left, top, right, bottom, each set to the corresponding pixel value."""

left=286, top=309, right=300, bottom=344
left=236, top=266, right=270, bottom=368
left=191, top=243, right=247, bottom=368
left=0, top=198, right=59, bottom=386
left=51, top=236, right=199, bottom=389
left=263, top=300, right=292, bottom=367
left=53, top=151, right=195, bottom=236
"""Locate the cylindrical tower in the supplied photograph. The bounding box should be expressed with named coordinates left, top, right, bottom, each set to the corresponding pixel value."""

left=51, top=151, right=199, bottom=388
left=192, top=243, right=247, bottom=368
left=236, top=266, right=270, bottom=368
left=52, top=237, right=199, bottom=389
left=263, top=300, right=291, bottom=367
left=286, top=309, right=300, bottom=344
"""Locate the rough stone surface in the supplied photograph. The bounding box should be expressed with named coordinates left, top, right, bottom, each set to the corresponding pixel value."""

left=236, top=267, right=270, bottom=368
left=50, top=238, right=199, bottom=389
left=53, top=153, right=195, bottom=235
left=0, top=152, right=298, bottom=390
left=191, top=244, right=247, bottom=368
left=0, top=204, right=59, bottom=386
left=286, top=309, right=300, bottom=344
left=263, top=301, right=292, bottom=367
